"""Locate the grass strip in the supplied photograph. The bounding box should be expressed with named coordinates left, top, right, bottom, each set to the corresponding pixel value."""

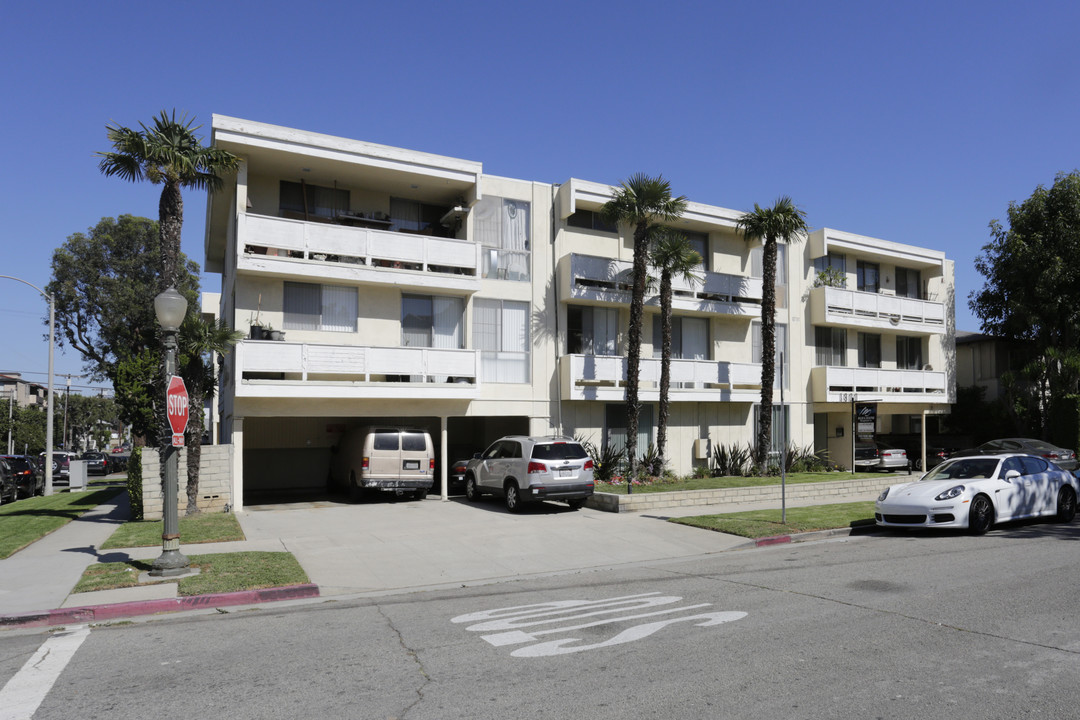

left=671, top=501, right=877, bottom=539
left=0, top=489, right=122, bottom=560
left=71, top=551, right=309, bottom=596
left=101, top=512, right=245, bottom=549
left=596, top=471, right=885, bottom=495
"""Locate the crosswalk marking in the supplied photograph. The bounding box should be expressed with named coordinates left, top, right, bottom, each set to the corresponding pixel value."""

left=0, top=625, right=90, bottom=720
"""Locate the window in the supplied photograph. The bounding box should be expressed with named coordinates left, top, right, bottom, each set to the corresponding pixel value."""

left=474, top=299, right=529, bottom=383
left=401, top=294, right=464, bottom=348
left=605, top=403, right=653, bottom=454
left=896, top=336, right=923, bottom=370
left=677, top=229, right=709, bottom=271
left=752, top=321, right=789, bottom=388
left=279, top=181, right=349, bottom=220
left=751, top=244, right=788, bottom=308
left=858, top=332, right=881, bottom=368
left=283, top=282, right=357, bottom=332
left=857, top=261, right=879, bottom=293
left=568, top=306, right=618, bottom=355
left=813, top=252, right=846, bottom=275
left=653, top=316, right=708, bottom=360
left=567, top=209, right=617, bottom=233
left=815, top=327, right=847, bottom=366
left=389, top=197, right=452, bottom=237
left=475, top=196, right=530, bottom=281
left=754, top=404, right=790, bottom=460
left=896, top=267, right=921, bottom=299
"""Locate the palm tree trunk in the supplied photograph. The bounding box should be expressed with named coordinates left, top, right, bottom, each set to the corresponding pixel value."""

left=757, top=237, right=778, bottom=466
left=625, top=221, right=650, bottom=482
left=159, top=179, right=184, bottom=289
left=658, top=270, right=673, bottom=471
left=184, top=384, right=204, bottom=515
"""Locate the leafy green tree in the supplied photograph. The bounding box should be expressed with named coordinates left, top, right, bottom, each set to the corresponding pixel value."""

left=179, top=316, right=243, bottom=514
left=98, top=110, right=240, bottom=288
left=737, top=196, right=809, bottom=466
left=601, top=175, right=687, bottom=480
left=46, top=215, right=199, bottom=443
left=0, top=402, right=49, bottom=455
left=649, top=228, right=701, bottom=472
left=64, top=394, right=119, bottom=452
left=971, top=171, right=1080, bottom=446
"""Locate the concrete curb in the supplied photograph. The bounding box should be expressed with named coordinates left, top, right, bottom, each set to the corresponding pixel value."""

left=751, top=523, right=882, bottom=548
left=0, top=583, right=320, bottom=630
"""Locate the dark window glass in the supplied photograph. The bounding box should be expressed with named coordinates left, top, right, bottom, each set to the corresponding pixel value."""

left=402, top=433, right=426, bottom=452
left=532, top=443, right=589, bottom=461
left=857, top=261, right=879, bottom=293
left=567, top=210, right=618, bottom=233
left=1020, top=456, right=1050, bottom=475
left=373, top=433, right=399, bottom=451
left=279, top=181, right=349, bottom=219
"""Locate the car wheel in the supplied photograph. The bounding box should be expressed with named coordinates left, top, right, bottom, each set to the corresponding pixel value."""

left=465, top=475, right=480, bottom=501
left=915, top=459, right=923, bottom=471
left=413, top=488, right=428, bottom=501
left=1056, top=486, right=1076, bottom=523
left=348, top=471, right=363, bottom=502
left=504, top=481, right=523, bottom=513
left=968, top=494, right=994, bottom=535
left=567, top=498, right=586, bottom=510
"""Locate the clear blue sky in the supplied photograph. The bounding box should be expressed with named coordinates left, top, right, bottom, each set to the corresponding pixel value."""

left=2, top=0, right=1077, bottom=392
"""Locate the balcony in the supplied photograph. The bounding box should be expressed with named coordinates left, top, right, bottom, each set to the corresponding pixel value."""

left=811, top=365, right=948, bottom=404
left=810, top=286, right=946, bottom=334
left=561, top=254, right=762, bottom=318
left=236, top=214, right=481, bottom=294
left=236, top=340, right=479, bottom=399
left=560, top=354, right=762, bottom=402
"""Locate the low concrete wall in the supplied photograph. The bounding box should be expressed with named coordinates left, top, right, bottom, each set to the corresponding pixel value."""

left=587, top=474, right=900, bottom=513
left=142, top=444, right=233, bottom=520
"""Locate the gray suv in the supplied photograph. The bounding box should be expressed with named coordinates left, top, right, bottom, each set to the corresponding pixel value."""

left=464, top=436, right=594, bottom=512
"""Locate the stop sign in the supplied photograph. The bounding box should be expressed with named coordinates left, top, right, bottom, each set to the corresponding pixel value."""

left=166, top=375, right=189, bottom=447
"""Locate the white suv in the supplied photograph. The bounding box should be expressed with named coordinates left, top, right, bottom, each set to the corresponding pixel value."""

left=464, top=436, right=594, bottom=512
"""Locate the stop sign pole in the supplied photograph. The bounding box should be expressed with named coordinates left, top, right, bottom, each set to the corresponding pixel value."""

left=151, top=288, right=191, bottom=577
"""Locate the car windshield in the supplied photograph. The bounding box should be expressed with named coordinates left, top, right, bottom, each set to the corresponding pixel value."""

left=531, top=442, right=588, bottom=461
left=1023, top=440, right=1057, bottom=452
left=924, top=457, right=1000, bottom=481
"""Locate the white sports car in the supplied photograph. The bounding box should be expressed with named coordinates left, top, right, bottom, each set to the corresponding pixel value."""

left=875, top=453, right=1079, bottom=534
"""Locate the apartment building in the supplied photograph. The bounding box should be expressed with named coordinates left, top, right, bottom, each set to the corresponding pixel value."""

left=205, top=116, right=955, bottom=509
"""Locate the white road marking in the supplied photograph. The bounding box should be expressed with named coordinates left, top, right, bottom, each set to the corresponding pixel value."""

left=0, top=625, right=90, bottom=720
left=453, top=593, right=747, bottom=657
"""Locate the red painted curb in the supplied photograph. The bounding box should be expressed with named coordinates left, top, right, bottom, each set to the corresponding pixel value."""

left=754, top=535, right=792, bottom=547
left=0, top=584, right=320, bottom=630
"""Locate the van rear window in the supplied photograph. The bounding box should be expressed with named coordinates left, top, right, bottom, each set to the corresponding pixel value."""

left=402, top=433, right=427, bottom=451
left=531, top=443, right=588, bottom=461
left=373, top=434, right=399, bottom=451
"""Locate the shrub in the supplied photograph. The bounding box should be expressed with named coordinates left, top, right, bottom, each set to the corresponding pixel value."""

left=576, top=434, right=626, bottom=483
left=638, top=443, right=663, bottom=478
left=711, top=442, right=752, bottom=477
left=127, top=446, right=143, bottom=521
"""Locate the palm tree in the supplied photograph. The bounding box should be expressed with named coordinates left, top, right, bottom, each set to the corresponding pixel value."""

left=737, top=196, right=808, bottom=467
left=98, top=110, right=240, bottom=289
left=601, top=175, right=687, bottom=482
left=649, top=228, right=701, bottom=473
left=179, top=316, right=244, bottom=515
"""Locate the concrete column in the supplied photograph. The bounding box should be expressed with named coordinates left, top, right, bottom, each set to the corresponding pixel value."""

left=231, top=416, right=244, bottom=512
left=440, top=416, right=448, bottom=501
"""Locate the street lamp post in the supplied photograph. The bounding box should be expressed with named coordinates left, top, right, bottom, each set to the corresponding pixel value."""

left=0, top=275, right=55, bottom=495
left=150, top=287, right=190, bottom=577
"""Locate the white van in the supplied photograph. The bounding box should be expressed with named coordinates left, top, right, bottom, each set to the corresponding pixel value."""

left=331, top=427, right=434, bottom=501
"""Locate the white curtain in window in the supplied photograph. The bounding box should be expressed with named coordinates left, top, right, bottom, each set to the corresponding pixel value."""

left=500, top=301, right=528, bottom=383
left=283, top=282, right=320, bottom=331
left=402, top=295, right=433, bottom=347
left=433, top=297, right=463, bottom=349
left=683, top=317, right=708, bottom=360
left=322, top=285, right=357, bottom=333
left=593, top=307, right=617, bottom=356
left=753, top=321, right=789, bottom=388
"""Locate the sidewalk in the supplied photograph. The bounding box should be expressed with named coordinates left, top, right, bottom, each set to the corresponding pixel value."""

left=0, top=475, right=899, bottom=629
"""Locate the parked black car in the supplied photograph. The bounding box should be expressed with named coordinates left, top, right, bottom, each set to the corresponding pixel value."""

left=0, top=457, right=17, bottom=504
left=954, top=438, right=1078, bottom=471
left=1, top=455, right=44, bottom=498
left=81, top=451, right=110, bottom=476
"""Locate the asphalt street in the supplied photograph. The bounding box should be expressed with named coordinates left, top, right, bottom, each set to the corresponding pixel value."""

left=2, top=520, right=1078, bottom=719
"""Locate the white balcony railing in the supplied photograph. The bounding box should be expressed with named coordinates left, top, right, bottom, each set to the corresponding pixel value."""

left=566, top=254, right=763, bottom=317
left=812, top=286, right=946, bottom=334
left=560, top=354, right=762, bottom=402
left=812, top=365, right=948, bottom=403
left=236, top=340, right=479, bottom=399
left=239, top=213, right=481, bottom=283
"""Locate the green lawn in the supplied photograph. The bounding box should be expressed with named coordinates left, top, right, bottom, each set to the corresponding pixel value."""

left=71, top=551, right=309, bottom=596
left=0, top=489, right=123, bottom=559
left=596, top=471, right=884, bottom=495
left=101, top=512, right=245, bottom=549
left=671, top=501, right=877, bottom=538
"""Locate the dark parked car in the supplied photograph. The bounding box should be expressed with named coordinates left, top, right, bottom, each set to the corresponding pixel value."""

left=0, top=458, right=17, bottom=504
left=43, top=452, right=76, bottom=485
left=912, top=446, right=959, bottom=471
left=955, top=438, right=1078, bottom=471
left=81, top=451, right=110, bottom=476
left=1, top=455, right=44, bottom=498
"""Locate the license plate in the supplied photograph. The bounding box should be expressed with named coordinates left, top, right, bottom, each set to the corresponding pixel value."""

left=403, top=460, right=420, bottom=470
left=558, top=469, right=573, bottom=478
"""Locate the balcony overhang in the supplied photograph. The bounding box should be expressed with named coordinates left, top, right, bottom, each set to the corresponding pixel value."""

left=809, top=286, right=946, bottom=335
left=560, top=355, right=762, bottom=403
left=555, top=178, right=743, bottom=233
left=811, top=366, right=950, bottom=405
left=809, top=228, right=946, bottom=270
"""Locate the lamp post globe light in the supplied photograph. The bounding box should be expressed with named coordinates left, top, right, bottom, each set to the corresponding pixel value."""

left=150, top=286, right=190, bottom=577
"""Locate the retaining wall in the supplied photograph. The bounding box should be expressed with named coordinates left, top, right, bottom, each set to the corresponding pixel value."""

left=142, top=444, right=233, bottom=520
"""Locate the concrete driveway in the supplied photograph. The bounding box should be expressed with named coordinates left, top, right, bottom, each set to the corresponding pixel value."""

left=237, top=496, right=750, bottom=596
